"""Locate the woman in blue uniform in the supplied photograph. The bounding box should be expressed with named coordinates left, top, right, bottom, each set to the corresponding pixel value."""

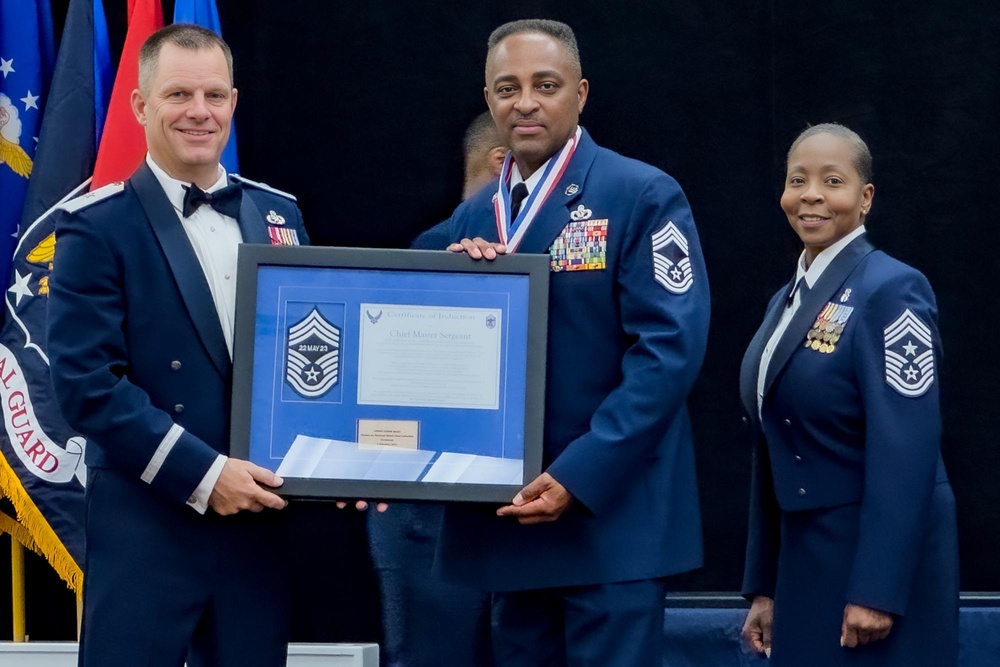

left=739, top=123, right=958, bottom=666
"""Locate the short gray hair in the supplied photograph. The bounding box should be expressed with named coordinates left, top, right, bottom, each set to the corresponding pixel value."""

left=486, top=19, right=582, bottom=79
left=788, top=122, right=873, bottom=184
left=138, top=24, right=233, bottom=94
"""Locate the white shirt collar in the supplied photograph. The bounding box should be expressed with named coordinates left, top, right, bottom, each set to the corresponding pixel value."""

left=509, top=159, right=548, bottom=196
left=145, top=154, right=228, bottom=216
left=797, top=225, right=867, bottom=288
left=508, top=125, right=579, bottom=195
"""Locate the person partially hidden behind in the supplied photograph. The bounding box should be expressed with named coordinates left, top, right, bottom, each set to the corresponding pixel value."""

left=422, top=19, right=711, bottom=667
left=366, top=111, right=506, bottom=667
left=48, top=24, right=309, bottom=667
left=739, top=123, right=958, bottom=666
left=461, top=111, right=508, bottom=200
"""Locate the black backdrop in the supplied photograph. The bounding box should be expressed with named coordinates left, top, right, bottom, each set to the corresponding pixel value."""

left=2, top=0, right=998, bottom=643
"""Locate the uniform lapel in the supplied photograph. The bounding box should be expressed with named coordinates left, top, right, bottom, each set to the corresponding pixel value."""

left=235, top=185, right=269, bottom=244
left=513, top=130, right=598, bottom=253
left=739, top=279, right=795, bottom=419
left=761, top=235, right=876, bottom=398
left=131, top=162, right=231, bottom=381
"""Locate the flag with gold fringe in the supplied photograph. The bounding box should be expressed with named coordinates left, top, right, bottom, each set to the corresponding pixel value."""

left=0, top=0, right=113, bottom=592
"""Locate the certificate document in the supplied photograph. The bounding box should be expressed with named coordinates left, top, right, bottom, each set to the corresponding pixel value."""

left=230, top=246, right=548, bottom=502
left=357, top=304, right=502, bottom=409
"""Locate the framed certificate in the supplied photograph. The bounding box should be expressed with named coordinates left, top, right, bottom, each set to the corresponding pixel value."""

left=230, top=246, right=548, bottom=503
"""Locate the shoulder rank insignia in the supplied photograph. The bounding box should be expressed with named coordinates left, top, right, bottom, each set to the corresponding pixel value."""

left=286, top=308, right=341, bottom=398
left=651, top=220, right=692, bottom=294
left=230, top=174, right=297, bottom=201
left=884, top=309, right=934, bottom=397
left=805, top=302, right=854, bottom=353
left=58, top=181, right=125, bottom=213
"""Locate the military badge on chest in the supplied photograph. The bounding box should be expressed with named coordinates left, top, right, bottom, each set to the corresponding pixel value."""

left=286, top=308, right=340, bottom=398
left=266, top=209, right=300, bottom=245
left=883, top=309, right=935, bottom=397
left=549, top=205, right=608, bottom=272
left=805, top=301, right=855, bottom=354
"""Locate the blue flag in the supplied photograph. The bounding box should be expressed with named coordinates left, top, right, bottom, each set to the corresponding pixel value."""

left=174, top=0, right=240, bottom=173
left=0, top=0, right=113, bottom=591
left=0, top=0, right=55, bottom=287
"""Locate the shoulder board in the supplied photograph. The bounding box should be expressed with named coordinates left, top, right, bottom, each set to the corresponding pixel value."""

left=58, top=181, right=126, bottom=214
left=230, top=174, right=297, bottom=201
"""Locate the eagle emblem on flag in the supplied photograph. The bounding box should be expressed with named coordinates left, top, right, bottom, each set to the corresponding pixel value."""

left=651, top=221, right=693, bottom=294
left=883, top=309, right=935, bottom=397
left=286, top=308, right=341, bottom=398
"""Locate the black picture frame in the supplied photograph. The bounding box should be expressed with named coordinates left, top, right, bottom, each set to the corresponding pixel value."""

left=230, top=245, right=548, bottom=503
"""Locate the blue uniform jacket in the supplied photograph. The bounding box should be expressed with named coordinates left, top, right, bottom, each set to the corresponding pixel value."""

left=740, top=235, right=950, bottom=616
left=48, top=161, right=309, bottom=507
left=433, top=130, right=710, bottom=590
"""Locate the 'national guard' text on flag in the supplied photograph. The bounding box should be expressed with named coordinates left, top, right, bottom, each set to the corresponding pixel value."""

left=0, top=0, right=112, bottom=590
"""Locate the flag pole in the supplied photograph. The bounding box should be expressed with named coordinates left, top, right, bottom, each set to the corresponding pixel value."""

left=11, top=538, right=26, bottom=642
left=77, top=589, right=83, bottom=639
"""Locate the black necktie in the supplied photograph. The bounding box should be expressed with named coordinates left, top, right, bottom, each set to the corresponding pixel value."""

left=509, top=182, right=529, bottom=221
left=786, top=276, right=809, bottom=307
left=182, top=182, right=243, bottom=219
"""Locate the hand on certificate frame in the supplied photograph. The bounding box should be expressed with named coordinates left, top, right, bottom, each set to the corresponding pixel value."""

left=447, top=237, right=507, bottom=260
left=497, top=472, right=573, bottom=524
left=209, top=458, right=288, bottom=515
left=336, top=500, right=389, bottom=512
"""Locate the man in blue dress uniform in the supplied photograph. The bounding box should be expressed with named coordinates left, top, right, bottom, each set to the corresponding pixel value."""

left=48, top=24, right=308, bottom=667
left=426, top=19, right=711, bottom=667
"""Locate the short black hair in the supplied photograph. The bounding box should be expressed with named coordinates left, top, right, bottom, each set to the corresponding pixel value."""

left=463, top=111, right=504, bottom=160
left=486, top=19, right=581, bottom=78
left=788, top=122, right=873, bottom=184
left=139, top=24, right=233, bottom=93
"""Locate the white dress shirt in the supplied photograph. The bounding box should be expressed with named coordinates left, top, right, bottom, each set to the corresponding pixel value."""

left=756, top=225, right=867, bottom=417
left=509, top=158, right=547, bottom=196
left=146, top=155, right=238, bottom=513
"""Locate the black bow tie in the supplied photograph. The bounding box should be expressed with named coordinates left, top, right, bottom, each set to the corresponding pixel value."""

left=182, top=182, right=242, bottom=219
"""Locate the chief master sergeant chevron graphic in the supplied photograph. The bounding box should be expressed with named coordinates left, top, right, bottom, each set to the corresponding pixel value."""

left=884, top=308, right=935, bottom=397
left=286, top=307, right=341, bottom=398
left=651, top=220, right=693, bottom=294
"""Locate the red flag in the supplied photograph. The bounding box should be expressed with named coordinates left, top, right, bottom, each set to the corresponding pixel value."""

left=90, top=0, right=163, bottom=189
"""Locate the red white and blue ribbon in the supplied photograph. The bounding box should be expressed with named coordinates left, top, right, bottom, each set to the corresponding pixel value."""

left=494, top=126, right=581, bottom=253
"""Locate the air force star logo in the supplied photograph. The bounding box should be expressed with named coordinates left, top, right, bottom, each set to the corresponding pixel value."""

left=884, top=309, right=934, bottom=397
left=286, top=308, right=341, bottom=398
left=651, top=221, right=693, bottom=294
